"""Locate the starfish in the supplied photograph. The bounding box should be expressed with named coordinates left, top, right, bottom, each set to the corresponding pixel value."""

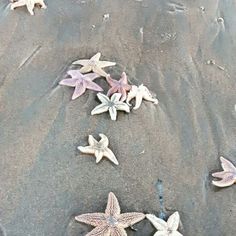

left=146, top=212, right=183, bottom=236
left=75, top=192, right=145, bottom=236
left=78, top=134, right=119, bottom=165
left=10, top=0, right=47, bottom=15
left=212, top=156, right=236, bottom=187
left=72, top=52, right=116, bottom=77
left=59, top=70, right=103, bottom=100
left=91, top=93, right=130, bottom=121
left=126, top=84, right=158, bottom=110
left=106, top=72, right=132, bottom=102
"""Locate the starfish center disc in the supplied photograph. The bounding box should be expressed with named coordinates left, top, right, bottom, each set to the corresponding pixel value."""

left=106, top=216, right=118, bottom=227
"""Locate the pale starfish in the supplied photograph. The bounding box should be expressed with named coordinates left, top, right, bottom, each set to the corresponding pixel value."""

left=72, top=52, right=116, bottom=77
left=146, top=212, right=182, bottom=236
left=10, top=0, right=47, bottom=15
left=78, top=134, right=119, bottom=165
left=75, top=192, right=145, bottom=236
left=91, top=93, right=130, bottom=121
left=212, top=156, right=236, bottom=187
left=106, top=72, right=132, bottom=102
left=59, top=70, right=103, bottom=100
left=126, top=84, right=158, bottom=110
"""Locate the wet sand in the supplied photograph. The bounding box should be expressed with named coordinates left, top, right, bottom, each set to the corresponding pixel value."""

left=0, top=0, right=236, bottom=235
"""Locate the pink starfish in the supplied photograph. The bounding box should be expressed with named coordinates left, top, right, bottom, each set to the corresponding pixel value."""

left=75, top=192, right=145, bottom=236
left=59, top=70, right=103, bottom=100
left=106, top=72, right=131, bottom=101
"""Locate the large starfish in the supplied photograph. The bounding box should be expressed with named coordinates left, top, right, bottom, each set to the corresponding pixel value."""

left=59, top=70, right=103, bottom=100
left=78, top=134, right=119, bottom=165
left=75, top=192, right=145, bottom=236
left=10, top=0, right=47, bottom=15
left=72, top=52, right=116, bottom=77
left=212, top=156, right=236, bottom=187
left=106, top=72, right=131, bottom=102
left=126, top=84, right=158, bottom=110
left=146, top=212, right=183, bottom=236
left=91, top=93, right=130, bottom=121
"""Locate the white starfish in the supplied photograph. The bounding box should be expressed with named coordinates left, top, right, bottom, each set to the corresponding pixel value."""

left=146, top=212, right=182, bottom=236
left=91, top=93, right=130, bottom=121
left=212, top=156, right=236, bottom=187
left=78, top=134, right=119, bottom=165
left=72, top=52, right=116, bottom=77
left=10, top=0, right=47, bottom=15
left=126, top=84, right=158, bottom=110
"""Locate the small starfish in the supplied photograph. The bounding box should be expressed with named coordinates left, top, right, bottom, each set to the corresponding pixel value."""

left=72, top=52, right=116, bottom=77
left=78, top=134, right=119, bottom=165
left=106, top=72, right=132, bottom=102
left=59, top=70, right=103, bottom=100
left=10, top=0, right=47, bottom=15
left=146, top=212, right=183, bottom=236
left=91, top=93, right=130, bottom=121
left=126, top=84, right=158, bottom=110
left=75, top=192, right=145, bottom=236
left=212, top=156, right=236, bottom=187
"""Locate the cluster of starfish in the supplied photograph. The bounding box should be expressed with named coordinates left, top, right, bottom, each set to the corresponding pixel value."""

left=75, top=192, right=183, bottom=236
left=59, top=53, right=158, bottom=121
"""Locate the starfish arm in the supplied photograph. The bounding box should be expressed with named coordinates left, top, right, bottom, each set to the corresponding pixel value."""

left=67, top=70, right=83, bottom=79
left=91, top=52, right=101, bottom=62
left=93, top=65, right=108, bottom=77
left=75, top=213, right=107, bottom=227
left=97, top=93, right=110, bottom=103
left=11, top=0, right=26, bottom=10
left=110, top=227, right=127, bottom=236
left=79, top=65, right=93, bottom=74
left=86, top=226, right=110, bottom=236
left=107, top=87, right=119, bottom=97
left=94, top=150, right=104, bottom=163
left=111, top=93, right=122, bottom=103
left=26, top=1, right=35, bottom=15
left=146, top=214, right=168, bottom=231
left=105, top=192, right=121, bottom=216
left=106, top=75, right=119, bottom=87
left=84, top=73, right=101, bottom=81
left=118, top=87, right=128, bottom=102
left=167, top=212, right=180, bottom=231
left=84, top=80, right=103, bottom=92
left=133, top=94, right=143, bottom=110
left=109, top=107, right=117, bottom=121
left=88, top=135, right=98, bottom=146
left=212, top=173, right=236, bottom=187
left=99, top=134, right=109, bottom=147
left=72, top=59, right=90, bottom=66
left=91, top=104, right=109, bottom=116
left=120, top=72, right=128, bottom=83
left=103, top=148, right=119, bottom=165
left=72, top=84, right=86, bottom=100
left=143, top=93, right=159, bottom=104
left=115, top=102, right=130, bottom=113
left=126, top=93, right=134, bottom=105
left=220, top=156, right=236, bottom=172
left=78, top=146, right=95, bottom=155
left=59, top=78, right=77, bottom=87
left=212, top=171, right=227, bottom=178
left=170, top=231, right=183, bottom=236
left=97, top=61, right=116, bottom=68
left=117, top=212, right=145, bottom=228
left=154, top=232, right=167, bottom=236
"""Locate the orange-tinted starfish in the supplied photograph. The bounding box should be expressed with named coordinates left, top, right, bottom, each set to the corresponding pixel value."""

left=75, top=192, right=145, bottom=236
left=106, top=72, right=131, bottom=101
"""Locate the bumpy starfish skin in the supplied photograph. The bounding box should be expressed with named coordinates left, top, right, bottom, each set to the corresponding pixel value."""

left=78, top=134, right=119, bottom=165
left=146, top=212, right=183, bottom=236
left=59, top=70, right=103, bottom=100
left=106, top=72, right=131, bottom=102
left=11, top=0, right=47, bottom=15
left=212, top=156, right=236, bottom=187
left=126, top=84, right=158, bottom=110
left=75, top=192, right=145, bottom=236
left=72, top=52, right=116, bottom=77
left=91, top=93, right=130, bottom=121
